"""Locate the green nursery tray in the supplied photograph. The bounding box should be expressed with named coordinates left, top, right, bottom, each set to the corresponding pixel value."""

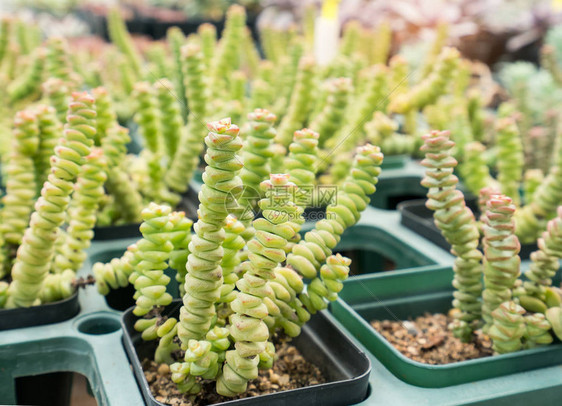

left=331, top=266, right=562, bottom=388
left=0, top=238, right=145, bottom=405
left=380, top=155, right=409, bottom=170
left=333, top=223, right=435, bottom=275
left=0, top=292, right=144, bottom=405
left=1, top=212, right=561, bottom=405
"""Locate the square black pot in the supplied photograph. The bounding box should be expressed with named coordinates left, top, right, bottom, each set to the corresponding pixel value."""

left=122, top=299, right=371, bottom=406
left=0, top=292, right=79, bottom=331
left=92, top=188, right=199, bottom=241
left=399, top=199, right=538, bottom=259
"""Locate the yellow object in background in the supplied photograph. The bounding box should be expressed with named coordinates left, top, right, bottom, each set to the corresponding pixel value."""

left=315, top=0, right=342, bottom=66
left=322, top=0, right=341, bottom=20
left=553, top=0, right=562, bottom=12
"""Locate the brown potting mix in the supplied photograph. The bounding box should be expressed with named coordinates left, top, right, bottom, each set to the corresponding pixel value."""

left=371, top=312, right=493, bottom=364
left=143, top=335, right=326, bottom=406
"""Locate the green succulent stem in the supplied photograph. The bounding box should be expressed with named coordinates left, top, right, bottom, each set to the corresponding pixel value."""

left=482, top=194, right=521, bottom=330
left=524, top=313, right=553, bottom=348
left=1, top=110, right=40, bottom=247
left=42, top=78, right=71, bottom=124
left=52, top=148, right=107, bottom=275
left=515, top=127, right=562, bottom=242
left=459, top=141, right=496, bottom=196
left=166, top=27, right=188, bottom=122
left=274, top=56, right=316, bottom=149
left=495, top=117, right=524, bottom=206
left=178, top=118, right=243, bottom=344
left=108, top=7, right=142, bottom=77
left=309, top=77, right=352, bottom=148
left=488, top=301, right=526, bottom=354
left=217, top=174, right=300, bottom=397
left=165, top=42, right=208, bottom=193
left=155, top=78, right=183, bottom=161
left=133, top=82, right=162, bottom=154
left=520, top=206, right=562, bottom=308
left=7, top=91, right=96, bottom=308
left=102, top=126, right=144, bottom=223
left=389, top=47, right=459, bottom=114
left=420, top=130, right=483, bottom=341
left=132, top=204, right=175, bottom=317
left=8, top=47, right=45, bottom=102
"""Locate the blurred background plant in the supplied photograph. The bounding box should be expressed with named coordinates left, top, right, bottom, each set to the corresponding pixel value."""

left=258, top=0, right=562, bottom=66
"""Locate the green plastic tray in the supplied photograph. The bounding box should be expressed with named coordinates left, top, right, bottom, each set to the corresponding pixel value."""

left=380, top=155, right=409, bottom=170
left=331, top=266, right=562, bottom=388
left=0, top=299, right=144, bottom=405
left=1, top=211, right=562, bottom=405
left=333, top=223, right=434, bottom=274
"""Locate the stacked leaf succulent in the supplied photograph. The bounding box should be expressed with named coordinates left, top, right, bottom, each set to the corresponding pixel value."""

left=420, top=130, right=483, bottom=341
left=453, top=95, right=562, bottom=245
left=1, top=9, right=489, bottom=230
left=421, top=130, right=562, bottom=351
left=92, top=111, right=385, bottom=398
left=0, top=92, right=104, bottom=308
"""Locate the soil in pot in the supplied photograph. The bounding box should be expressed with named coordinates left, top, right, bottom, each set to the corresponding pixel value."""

left=371, top=312, right=493, bottom=364
left=142, top=334, right=326, bottom=406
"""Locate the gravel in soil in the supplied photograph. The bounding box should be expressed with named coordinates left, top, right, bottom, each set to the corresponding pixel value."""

left=371, top=312, right=493, bottom=364
left=143, top=335, right=326, bottom=406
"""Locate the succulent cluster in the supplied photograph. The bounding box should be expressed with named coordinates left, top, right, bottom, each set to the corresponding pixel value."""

left=420, top=130, right=483, bottom=341
left=93, top=113, right=384, bottom=396
left=2, top=7, right=490, bottom=240
left=2, top=7, right=562, bottom=401
left=0, top=92, right=105, bottom=308
left=438, top=25, right=562, bottom=247
left=421, top=130, right=562, bottom=352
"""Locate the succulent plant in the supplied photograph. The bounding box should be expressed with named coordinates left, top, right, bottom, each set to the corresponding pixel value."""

left=421, top=131, right=562, bottom=351
left=420, top=130, right=483, bottom=341
left=7, top=92, right=98, bottom=308
left=488, top=301, right=526, bottom=354
left=92, top=113, right=384, bottom=397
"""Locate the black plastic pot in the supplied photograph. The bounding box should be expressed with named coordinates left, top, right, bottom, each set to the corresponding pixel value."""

left=122, top=299, right=371, bottom=406
left=93, top=188, right=199, bottom=241
left=77, top=5, right=259, bottom=42
left=331, top=266, right=562, bottom=388
left=399, top=198, right=538, bottom=259
left=0, top=292, right=80, bottom=331
left=92, top=223, right=142, bottom=241
left=369, top=176, right=428, bottom=210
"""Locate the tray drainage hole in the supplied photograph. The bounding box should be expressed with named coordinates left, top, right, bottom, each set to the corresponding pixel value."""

left=78, top=316, right=120, bottom=335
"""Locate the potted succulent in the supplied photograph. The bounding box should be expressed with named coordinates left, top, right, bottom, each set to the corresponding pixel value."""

left=0, top=25, right=202, bottom=240
left=0, top=92, right=100, bottom=328
left=90, top=114, right=383, bottom=404
left=399, top=27, right=562, bottom=255
left=332, top=130, right=562, bottom=388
